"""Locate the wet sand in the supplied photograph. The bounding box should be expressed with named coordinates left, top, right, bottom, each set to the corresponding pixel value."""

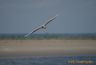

left=0, top=40, right=96, bottom=57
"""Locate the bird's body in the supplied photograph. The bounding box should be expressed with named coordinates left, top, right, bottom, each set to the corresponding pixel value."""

left=24, top=15, right=58, bottom=37
left=41, top=25, right=46, bottom=29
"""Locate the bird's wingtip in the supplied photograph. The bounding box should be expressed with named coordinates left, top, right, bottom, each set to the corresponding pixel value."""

left=56, top=14, right=59, bottom=17
left=24, top=34, right=29, bottom=38
left=24, top=35, right=27, bottom=38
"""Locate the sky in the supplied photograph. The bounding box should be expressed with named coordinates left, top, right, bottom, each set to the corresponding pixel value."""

left=0, top=0, right=96, bottom=34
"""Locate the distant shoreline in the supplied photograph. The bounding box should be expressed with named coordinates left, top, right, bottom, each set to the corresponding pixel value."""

left=0, top=33, right=96, bottom=40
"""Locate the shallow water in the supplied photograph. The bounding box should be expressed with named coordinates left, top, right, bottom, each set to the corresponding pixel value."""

left=0, top=56, right=96, bottom=65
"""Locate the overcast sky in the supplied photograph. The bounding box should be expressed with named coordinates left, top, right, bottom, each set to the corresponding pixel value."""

left=0, top=0, right=96, bottom=34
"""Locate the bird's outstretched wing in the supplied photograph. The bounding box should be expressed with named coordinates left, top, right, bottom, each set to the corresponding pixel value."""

left=24, top=14, right=58, bottom=37
left=24, top=26, right=42, bottom=37
left=44, top=14, right=58, bottom=26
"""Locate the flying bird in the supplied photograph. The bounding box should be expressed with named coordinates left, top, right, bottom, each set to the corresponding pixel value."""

left=24, top=15, right=58, bottom=37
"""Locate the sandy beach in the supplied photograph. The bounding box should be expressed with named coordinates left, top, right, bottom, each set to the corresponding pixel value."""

left=0, top=40, right=96, bottom=57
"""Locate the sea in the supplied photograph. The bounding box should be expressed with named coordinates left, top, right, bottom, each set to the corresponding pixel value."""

left=0, top=55, right=96, bottom=65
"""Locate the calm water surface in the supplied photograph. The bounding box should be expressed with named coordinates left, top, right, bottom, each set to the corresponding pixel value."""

left=0, top=56, right=96, bottom=65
